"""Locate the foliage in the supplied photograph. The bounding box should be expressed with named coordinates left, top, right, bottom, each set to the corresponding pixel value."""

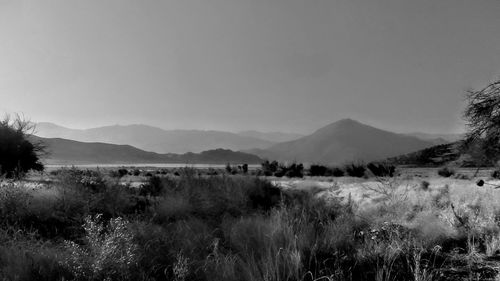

left=0, top=114, right=44, bottom=178
left=62, top=214, right=138, bottom=281
left=261, top=161, right=304, bottom=178
left=309, top=164, right=329, bottom=176
left=345, top=163, right=366, bottom=177
left=3, top=169, right=500, bottom=280
left=437, top=166, right=455, bottom=178
left=463, top=78, right=500, bottom=164
left=367, top=162, right=396, bottom=177
left=261, top=160, right=279, bottom=176
left=331, top=167, right=345, bottom=177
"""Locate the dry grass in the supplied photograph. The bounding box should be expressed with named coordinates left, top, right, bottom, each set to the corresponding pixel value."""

left=2, top=169, right=500, bottom=280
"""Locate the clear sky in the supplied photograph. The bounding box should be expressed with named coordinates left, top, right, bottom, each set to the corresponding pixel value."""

left=1, top=0, right=499, bottom=134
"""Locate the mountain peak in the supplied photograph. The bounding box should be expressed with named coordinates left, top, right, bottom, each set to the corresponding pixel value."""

left=253, top=118, right=436, bottom=164
left=333, top=118, right=363, bottom=127
left=313, top=118, right=368, bottom=135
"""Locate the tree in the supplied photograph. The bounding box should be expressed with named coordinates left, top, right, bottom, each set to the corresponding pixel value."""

left=463, top=78, right=500, bottom=165
left=0, top=114, right=45, bottom=178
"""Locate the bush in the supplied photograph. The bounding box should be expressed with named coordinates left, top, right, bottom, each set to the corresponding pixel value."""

left=284, top=163, right=304, bottom=178
left=309, top=164, right=329, bottom=176
left=331, top=167, right=345, bottom=177
left=0, top=115, right=44, bottom=178
left=345, top=163, right=366, bottom=177
left=139, top=176, right=164, bottom=196
left=62, top=214, right=139, bottom=281
left=492, top=169, right=500, bottom=179
left=0, top=238, right=70, bottom=281
left=437, top=166, right=455, bottom=177
left=261, top=160, right=279, bottom=176
left=367, top=162, right=396, bottom=177
left=420, top=180, right=430, bottom=191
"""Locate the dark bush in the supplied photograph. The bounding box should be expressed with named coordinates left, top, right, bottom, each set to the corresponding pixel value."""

left=261, top=160, right=279, bottom=176
left=345, top=163, right=366, bottom=177
left=420, top=180, right=430, bottom=191
left=0, top=115, right=44, bottom=178
left=117, top=168, right=128, bottom=177
left=309, top=164, right=329, bottom=176
left=437, top=166, right=455, bottom=177
left=331, top=167, right=345, bottom=177
left=284, top=163, right=304, bottom=178
left=492, top=169, right=500, bottom=179
left=139, top=176, right=164, bottom=196
left=367, top=162, right=396, bottom=177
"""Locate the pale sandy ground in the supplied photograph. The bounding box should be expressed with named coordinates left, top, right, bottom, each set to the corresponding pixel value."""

left=272, top=175, right=500, bottom=214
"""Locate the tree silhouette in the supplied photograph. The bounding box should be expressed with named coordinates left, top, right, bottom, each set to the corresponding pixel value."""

left=0, top=114, right=45, bottom=178
left=463, top=78, right=500, bottom=165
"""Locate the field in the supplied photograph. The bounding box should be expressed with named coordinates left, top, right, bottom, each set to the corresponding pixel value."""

left=2, top=167, right=500, bottom=281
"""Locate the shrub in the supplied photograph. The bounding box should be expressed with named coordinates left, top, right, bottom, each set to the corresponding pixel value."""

left=225, top=163, right=233, bottom=174
left=151, top=195, right=191, bottom=222
left=331, top=167, right=345, bottom=177
left=261, top=160, right=279, bottom=176
left=309, top=164, right=329, bottom=177
left=139, top=175, right=164, bottom=196
left=284, top=163, right=304, bottom=178
left=437, top=167, right=455, bottom=178
left=118, top=168, right=129, bottom=177
left=345, top=163, right=366, bottom=177
left=0, top=239, right=70, bottom=281
left=0, top=114, right=44, bottom=178
left=62, top=214, right=139, bottom=281
left=420, top=180, right=430, bottom=191
left=491, top=169, right=500, bottom=179
left=367, top=162, right=396, bottom=177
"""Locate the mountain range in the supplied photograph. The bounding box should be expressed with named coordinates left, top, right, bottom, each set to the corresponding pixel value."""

left=237, top=130, right=304, bottom=143
left=35, top=123, right=275, bottom=154
left=34, top=119, right=455, bottom=165
left=33, top=136, right=262, bottom=165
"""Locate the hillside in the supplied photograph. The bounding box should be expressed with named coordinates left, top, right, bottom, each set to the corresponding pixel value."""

left=33, top=136, right=262, bottom=165
left=405, top=132, right=463, bottom=145
left=35, top=123, right=274, bottom=154
left=248, top=119, right=437, bottom=164
left=386, top=140, right=495, bottom=167
left=386, top=142, right=460, bottom=167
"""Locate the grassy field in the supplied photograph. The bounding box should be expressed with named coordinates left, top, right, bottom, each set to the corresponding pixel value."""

left=1, top=167, right=500, bottom=281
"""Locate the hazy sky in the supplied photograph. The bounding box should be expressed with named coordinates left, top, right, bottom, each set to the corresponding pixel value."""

left=1, top=0, right=500, bottom=134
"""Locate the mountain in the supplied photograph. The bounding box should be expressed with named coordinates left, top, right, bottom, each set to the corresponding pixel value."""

left=247, top=119, right=437, bottom=164
left=405, top=132, right=463, bottom=145
left=237, top=130, right=304, bottom=143
left=33, top=136, right=263, bottom=165
left=35, top=123, right=274, bottom=154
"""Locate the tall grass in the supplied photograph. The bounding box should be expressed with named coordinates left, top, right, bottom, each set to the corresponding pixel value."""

left=2, top=169, right=500, bottom=280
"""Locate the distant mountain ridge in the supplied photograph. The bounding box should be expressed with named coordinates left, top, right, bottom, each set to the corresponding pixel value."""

left=404, top=132, right=463, bottom=145
left=237, top=130, right=304, bottom=143
left=35, top=119, right=451, bottom=165
left=33, top=136, right=262, bottom=165
left=247, top=119, right=437, bottom=164
left=35, top=122, right=274, bottom=154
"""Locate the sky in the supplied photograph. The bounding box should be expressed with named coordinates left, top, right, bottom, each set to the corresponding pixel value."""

left=0, top=0, right=499, bottom=135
